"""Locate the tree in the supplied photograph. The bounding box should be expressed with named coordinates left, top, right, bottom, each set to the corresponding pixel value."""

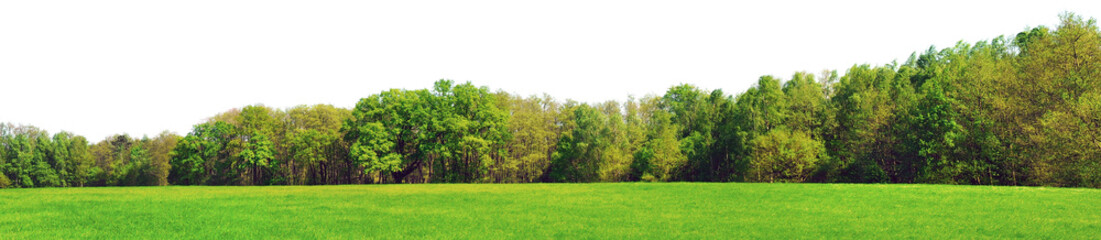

left=62, top=134, right=94, bottom=187
left=0, top=124, right=8, bottom=187
left=170, top=121, right=235, bottom=185
left=234, top=105, right=281, bottom=185
left=594, top=100, right=632, bottom=182
left=1010, top=13, right=1101, bottom=187
left=237, top=132, right=274, bottom=185
left=898, top=80, right=969, bottom=183
left=430, top=81, right=510, bottom=183
left=653, top=84, right=738, bottom=181
left=826, top=65, right=909, bottom=183
left=120, top=143, right=151, bottom=186
left=346, top=88, right=434, bottom=183
left=499, top=93, right=561, bottom=183
left=783, top=72, right=828, bottom=133
left=146, top=132, right=180, bottom=186
left=630, top=96, right=686, bottom=181
left=548, top=104, right=607, bottom=182
left=285, top=104, right=352, bottom=185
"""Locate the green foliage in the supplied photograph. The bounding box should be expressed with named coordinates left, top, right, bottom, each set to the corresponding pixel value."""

left=6, top=13, right=1101, bottom=187
left=651, top=84, right=739, bottom=181
left=286, top=129, right=340, bottom=184
left=430, top=81, right=511, bottom=183
left=236, top=132, right=274, bottom=184
left=900, top=81, right=965, bottom=183
left=345, top=88, right=432, bottom=183
left=146, top=132, right=179, bottom=186
left=118, top=144, right=150, bottom=186
left=169, top=121, right=235, bottom=185
left=840, top=157, right=889, bottom=183
left=630, top=99, right=687, bottom=182
left=285, top=104, right=351, bottom=185
left=548, top=104, right=606, bottom=182
left=0, top=124, right=99, bottom=188
left=748, top=129, right=826, bottom=182
left=0, top=173, right=9, bottom=188
left=169, top=104, right=354, bottom=185
left=499, top=94, right=561, bottom=183
left=345, top=80, right=510, bottom=183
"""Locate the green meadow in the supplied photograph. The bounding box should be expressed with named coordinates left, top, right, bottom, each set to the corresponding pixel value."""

left=1, top=183, right=1099, bottom=239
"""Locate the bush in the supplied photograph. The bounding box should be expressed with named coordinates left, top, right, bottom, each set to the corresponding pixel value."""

left=747, top=129, right=826, bottom=183
left=841, top=157, right=888, bottom=183
left=0, top=173, right=11, bottom=188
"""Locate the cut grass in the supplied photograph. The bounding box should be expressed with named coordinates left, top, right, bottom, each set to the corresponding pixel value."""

left=1, top=183, right=1099, bottom=239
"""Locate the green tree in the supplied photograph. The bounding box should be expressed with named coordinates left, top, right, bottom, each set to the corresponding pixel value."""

left=235, top=105, right=281, bottom=185
left=285, top=104, right=352, bottom=184
left=826, top=65, right=910, bottom=183
left=898, top=80, right=968, bottom=183
left=548, top=103, right=606, bottom=182
left=430, top=81, right=510, bottom=183
left=595, top=100, right=632, bottom=182
left=119, top=143, right=151, bottom=186
left=237, top=132, right=275, bottom=185
left=499, top=93, right=561, bottom=183
left=345, top=88, right=434, bottom=183
left=630, top=96, right=686, bottom=181
left=1012, top=13, right=1101, bottom=187
left=654, top=84, right=738, bottom=181
left=170, top=121, right=235, bottom=185
left=147, top=132, right=179, bottom=186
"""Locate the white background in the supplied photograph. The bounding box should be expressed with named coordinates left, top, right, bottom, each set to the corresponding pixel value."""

left=2, top=0, right=1099, bottom=141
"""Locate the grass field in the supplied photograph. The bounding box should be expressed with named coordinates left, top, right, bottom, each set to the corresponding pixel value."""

left=1, top=183, right=1099, bottom=239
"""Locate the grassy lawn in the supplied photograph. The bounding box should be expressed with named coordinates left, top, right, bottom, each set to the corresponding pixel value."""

left=1, top=183, right=1099, bottom=239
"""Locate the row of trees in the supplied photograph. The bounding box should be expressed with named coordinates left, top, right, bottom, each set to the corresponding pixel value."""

left=168, top=104, right=353, bottom=185
left=2, top=13, right=1098, bottom=188
left=0, top=123, right=178, bottom=188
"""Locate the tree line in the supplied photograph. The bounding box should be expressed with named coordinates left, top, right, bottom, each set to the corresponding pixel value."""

left=2, top=13, right=1099, bottom=188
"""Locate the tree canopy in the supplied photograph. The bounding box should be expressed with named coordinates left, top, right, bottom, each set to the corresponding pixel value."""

left=3, top=13, right=1100, bottom=188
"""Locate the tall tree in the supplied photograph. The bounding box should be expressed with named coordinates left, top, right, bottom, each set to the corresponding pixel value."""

left=630, top=95, right=686, bottom=181
left=345, top=88, right=434, bottom=183
left=147, top=132, right=180, bottom=186
left=548, top=103, right=607, bottom=182
left=498, top=93, right=562, bottom=183
left=286, top=104, right=352, bottom=184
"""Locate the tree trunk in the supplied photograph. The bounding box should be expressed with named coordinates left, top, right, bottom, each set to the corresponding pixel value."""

left=391, top=159, right=423, bottom=183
